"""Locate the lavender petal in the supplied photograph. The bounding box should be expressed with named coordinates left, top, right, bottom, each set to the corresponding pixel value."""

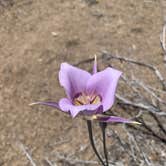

left=30, top=101, right=60, bottom=110
left=87, top=67, right=122, bottom=111
left=59, top=63, right=91, bottom=100
left=97, top=115, right=140, bottom=124
left=59, top=98, right=102, bottom=118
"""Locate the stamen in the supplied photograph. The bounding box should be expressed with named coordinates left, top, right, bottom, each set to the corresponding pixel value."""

left=74, top=99, right=84, bottom=106
left=90, top=95, right=101, bottom=104
left=73, top=92, right=101, bottom=106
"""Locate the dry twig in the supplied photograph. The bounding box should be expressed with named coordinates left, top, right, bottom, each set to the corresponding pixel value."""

left=18, top=142, right=36, bottom=166
left=75, top=51, right=166, bottom=164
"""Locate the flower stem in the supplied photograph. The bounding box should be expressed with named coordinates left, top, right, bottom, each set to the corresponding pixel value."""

left=86, top=120, right=106, bottom=166
left=100, top=122, right=109, bottom=166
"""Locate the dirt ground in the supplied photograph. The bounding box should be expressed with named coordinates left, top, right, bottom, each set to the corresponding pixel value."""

left=0, top=0, right=166, bottom=165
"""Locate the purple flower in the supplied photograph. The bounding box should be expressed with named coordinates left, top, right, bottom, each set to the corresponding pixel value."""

left=31, top=57, right=139, bottom=124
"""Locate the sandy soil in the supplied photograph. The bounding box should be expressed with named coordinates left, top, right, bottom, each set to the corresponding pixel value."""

left=0, top=0, right=166, bottom=165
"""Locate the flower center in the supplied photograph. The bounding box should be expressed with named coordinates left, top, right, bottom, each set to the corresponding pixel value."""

left=73, top=92, right=101, bottom=106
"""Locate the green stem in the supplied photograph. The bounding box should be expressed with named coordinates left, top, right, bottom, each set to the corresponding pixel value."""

left=86, top=120, right=106, bottom=166
left=100, top=122, right=109, bottom=166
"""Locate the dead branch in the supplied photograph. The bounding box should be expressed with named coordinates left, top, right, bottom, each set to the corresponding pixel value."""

left=75, top=52, right=166, bottom=165
left=53, top=152, right=99, bottom=165
left=101, top=51, right=166, bottom=90
left=18, top=142, right=36, bottom=166
left=44, top=158, right=55, bottom=166
left=116, top=94, right=166, bottom=116
left=160, top=23, right=166, bottom=64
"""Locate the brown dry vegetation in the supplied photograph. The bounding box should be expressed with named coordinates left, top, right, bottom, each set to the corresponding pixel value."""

left=0, top=0, right=166, bottom=166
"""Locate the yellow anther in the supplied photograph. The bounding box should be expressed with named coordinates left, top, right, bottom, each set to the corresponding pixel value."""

left=73, top=93, right=101, bottom=106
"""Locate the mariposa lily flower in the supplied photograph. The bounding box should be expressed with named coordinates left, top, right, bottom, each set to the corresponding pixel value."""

left=31, top=57, right=139, bottom=124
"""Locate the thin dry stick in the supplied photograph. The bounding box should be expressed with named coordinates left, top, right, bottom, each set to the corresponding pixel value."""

left=74, top=58, right=94, bottom=66
left=116, top=94, right=166, bottom=116
left=139, top=117, right=166, bottom=144
left=133, top=78, right=166, bottom=105
left=18, top=142, right=36, bottom=166
left=75, top=52, right=166, bottom=90
left=123, top=126, right=152, bottom=166
left=160, top=23, right=166, bottom=63
left=119, top=75, right=166, bottom=116
left=76, top=53, right=166, bottom=164
left=121, top=74, right=166, bottom=105
left=53, top=152, right=99, bottom=165
left=123, top=126, right=139, bottom=162
left=102, top=51, right=166, bottom=90
left=150, top=112, right=166, bottom=135
left=44, top=158, right=55, bottom=166
left=142, top=152, right=152, bottom=166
